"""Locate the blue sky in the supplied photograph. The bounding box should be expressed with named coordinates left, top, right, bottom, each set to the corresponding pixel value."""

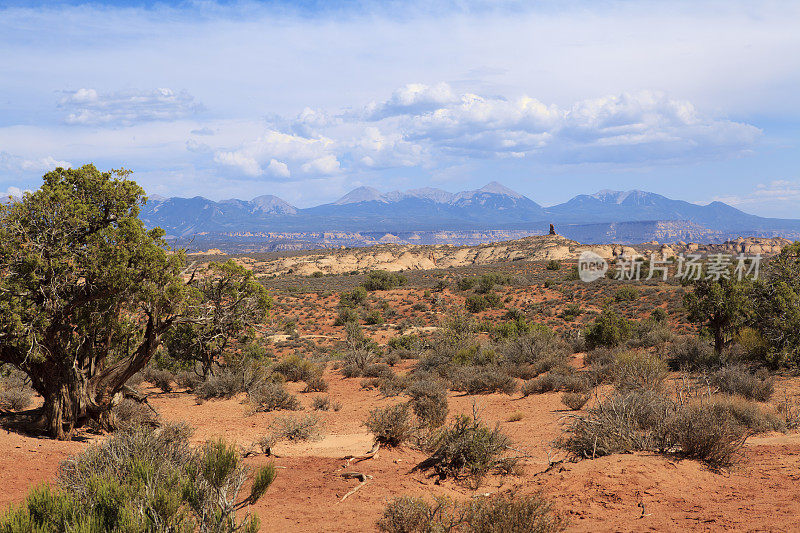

left=1, top=1, right=799, bottom=216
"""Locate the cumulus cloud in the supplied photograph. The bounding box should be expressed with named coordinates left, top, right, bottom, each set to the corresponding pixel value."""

left=216, top=83, right=761, bottom=180
left=397, top=87, right=760, bottom=162
left=59, top=88, right=202, bottom=126
left=0, top=151, right=71, bottom=173
left=1, top=186, right=31, bottom=199
left=213, top=130, right=339, bottom=178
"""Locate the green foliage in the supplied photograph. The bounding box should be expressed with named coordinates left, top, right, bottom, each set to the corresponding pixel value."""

left=683, top=276, right=751, bottom=354
left=339, top=286, right=368, bottom=308
left=545, top=260, right=561, bottom=271
left=362, top=270, right=408, bottom=291
left=613, top=286, right=639, bottom=302
left=421, top=412, right=515, bottom=487
left=0, top=425, right=274, bottom=532
left=751, top=242, right=800, bottom=366
left=167, top=259, right=273, bottom=378
left=0, top=165, right=189, bottom=438
left=584, top=308, right=632, bottom=349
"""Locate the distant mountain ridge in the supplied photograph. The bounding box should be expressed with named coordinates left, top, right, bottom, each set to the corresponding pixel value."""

left=138, top=182, right=800, bottom=248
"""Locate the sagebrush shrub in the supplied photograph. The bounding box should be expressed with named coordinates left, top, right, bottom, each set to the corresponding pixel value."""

left=269, top=414, right=321, bottom=442
left=247, top=381, right=301, bottom=413
left=1, top=424, right=275, bottom=532
left=710, top=366, right=774, bottom=402
left=407, top=380, right=449, bottom=428
left=364, top=403, right=413, bottom=447
left=420, top=413, right=515, bottom=487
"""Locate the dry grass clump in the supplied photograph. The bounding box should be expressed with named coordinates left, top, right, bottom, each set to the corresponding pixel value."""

left=710, top=366, right=774, bottom=402
left=272, top=354, right=319, bottom=382
left=561, top=392, right=591, bottom=411
left=521, top=369, right=589, bottom=396
left=407, top=379, right=449, bottom=428
left=364, top=403, right=414, bottom=447
left=0, top=387, right=32, bottom=411
left=378, top=493, right=567, bottom=533
left=268, top=413, right=321, bottom=442
left=612, top=350, right=668, bottom=391
left=302, top=374, right=329, bottom=393
left=142, top=366, right=175, bottom=393
left=668, top=336, right=718, bottom=370
left=451, top=367, right=517, bottom=395
left=558, top=389, right=786, bottom=469
left=247, top=381, right=301, bottom=413
left=112, top=398, right=160, bottom=430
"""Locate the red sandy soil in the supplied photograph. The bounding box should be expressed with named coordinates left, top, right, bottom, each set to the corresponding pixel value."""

left=2, top=365, right=799, bottom=531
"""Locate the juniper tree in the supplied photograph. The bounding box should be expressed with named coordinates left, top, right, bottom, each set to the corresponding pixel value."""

left=0, top=165, right=189, bottom=439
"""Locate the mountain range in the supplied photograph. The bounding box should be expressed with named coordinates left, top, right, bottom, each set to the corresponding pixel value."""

left=139, top=182, right=800, bottom=249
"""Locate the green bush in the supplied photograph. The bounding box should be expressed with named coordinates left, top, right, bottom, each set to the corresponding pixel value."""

left=584, top=308, right=632, bottom=349
left=545, top=260, right=561, bottom=271
left=0, top=425, right=274, bottom=532
left=420, top=413, right=515, bottom=487
left=339, top=286, right=368, bottom=308
left=465, top=294, right=489, bottom=313
left=363, top=270, right=408, bottom=291
left=272, top=354, right=318, bottom=382
left=614, top=286, right=639, bottom=302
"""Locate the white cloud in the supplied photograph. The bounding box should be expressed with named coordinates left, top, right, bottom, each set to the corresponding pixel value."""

left=59, top=88, right=202, bottom=126
left=714, top=180, right=800, bottom=207
left=265, top=159, right=290, bottom=178
left=363, top=82, right=458, bottom=120
left=0, top=151, right=71, bottom=173
left=213, top=130, right=339, bottom=178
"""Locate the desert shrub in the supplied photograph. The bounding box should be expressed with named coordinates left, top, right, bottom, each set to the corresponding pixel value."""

left=628, top=319, right=674, bottom=349
left=364, top=403, right=413, bottom=446
left=557, top=389, right=673, bottom=458
left=614, top=286, right=639, bottom=302
left=545, top=260, right=561, bottom=271
left=339, top=286, right=368, bottom=307
left=668, top=336, right=719, bottom=370
left=363, top=270, right=407, bottom=291
left=695, top=395, right=785, bottom=434
left=363, top=363, right=394, bottom=379
left=521, top=369, right=588, bottom=396
left=1, top=424, right=274, bottom=532
left=420, top=413, right=515, bottom=487
left=612, top=351, right=668, bottom=391
left=247, top=381, right=301, bottom=412
left=407, top=380, right=449, bottom=428
left=142, top=366, right=174, bottom=393
left=111, top=398, right=160, bottom=430
left=457, top=277, right=478, bottom=291
left=377, top=493, right=566, bottom=533
left=474, top=273, right=513, bottom=294
left=334, top=306, right=359, bottom=325
left=451, top=367, right=517, bottom=395
left=584, top=308, right=632, bottom=349
left=302, top=375, right=329, bottom=393
left=465, top=295, right=489, bottom=313
left=666, top=400, right=750, bottom=468
left=559, top=303, right=582, bottom=321
left=651, top=308, right=668, bottom=323
left=561, top=392, right=591, bottom=411
left=0, top=387, right=32, bottom=411
left=710, top=366, right=774, bottom=401
left=341, top=349, right=378, bottom=378
left=175, top=370, right=203, bottom=391
left=364, top=310, right=385, bottom=325
left=269, top=414, right=321, bottom=442
left=500, top=327, right=567, bottom=369
left=483, top=293, right=501, bottom=307
left=272, top=354, right=318, bottom=382
left=378, top=375, right=408, bottom=397
left=312, top=395, right=330, bottom=411
left=388, top=334, right=422, bottom=351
